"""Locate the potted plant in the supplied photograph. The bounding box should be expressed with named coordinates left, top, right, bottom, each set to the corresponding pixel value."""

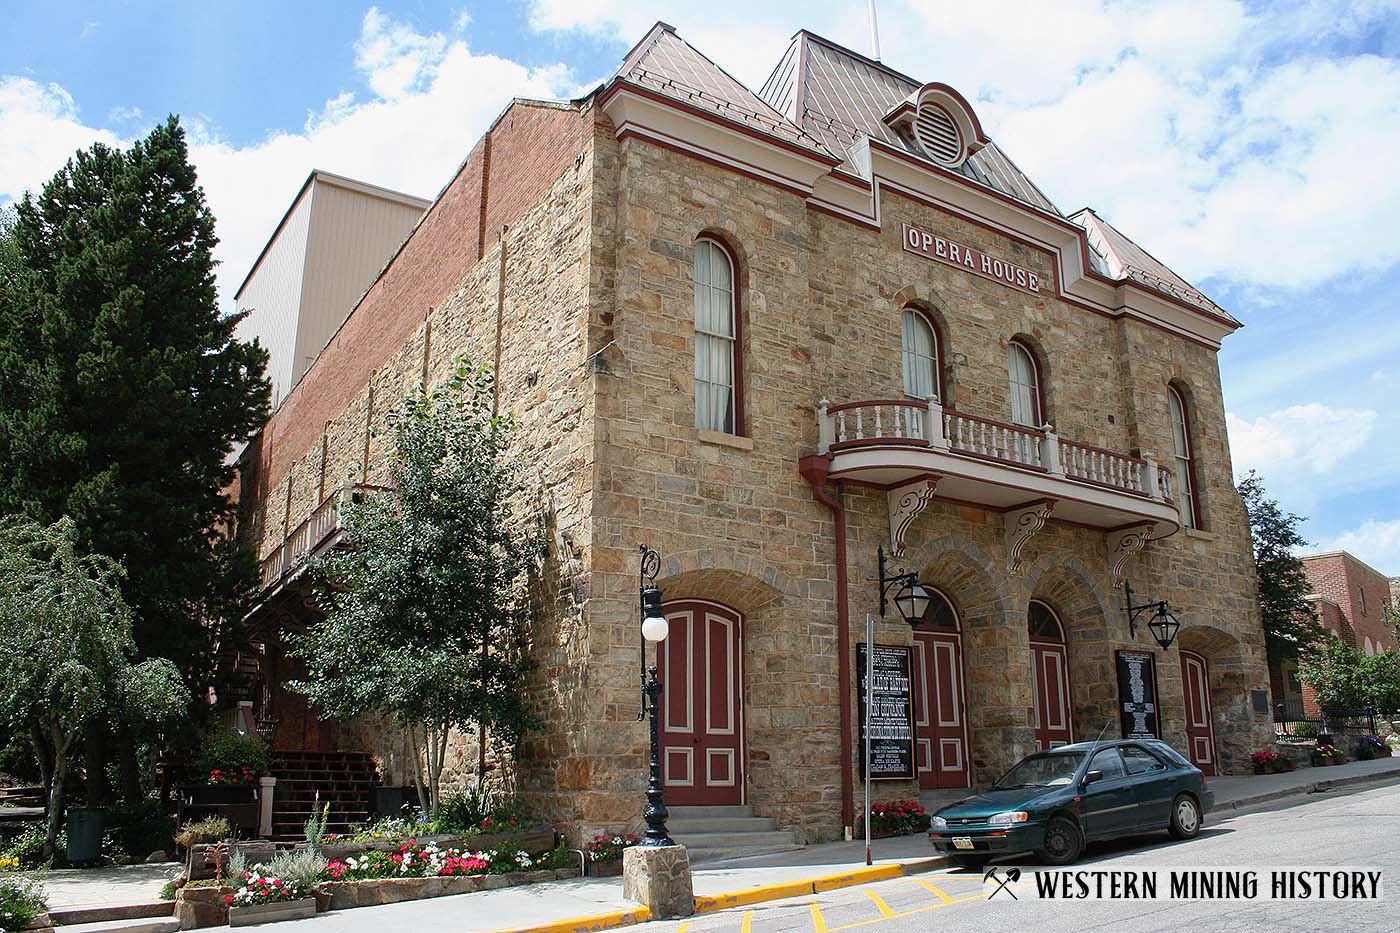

left=1357, top=735, right=1392, bottom=760
left=863, top=799, right=932, bottom=838
left=1311, top=743, right=1345, bottom=766
left=1250, top=750, right=1278, bottom=774
left=1275, top=753, right=1296, bottom=772
left=584, top=833, right=638, bottom=877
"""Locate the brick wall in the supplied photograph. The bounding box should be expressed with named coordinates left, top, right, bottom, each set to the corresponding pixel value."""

left=1302, top=553, right=1396, bottom=654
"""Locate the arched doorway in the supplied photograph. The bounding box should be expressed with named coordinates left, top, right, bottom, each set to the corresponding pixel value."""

left=1029, top=600, right=1074, bottom=750
left=1180, top=650, right=1217, bottom=776
left=911, top=588, right=971, bottom=789
left=657, top=600, right=745, bottom=805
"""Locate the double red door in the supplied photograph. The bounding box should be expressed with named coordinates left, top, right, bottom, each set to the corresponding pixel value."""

left=912, top=631, right=970, bottom=789
left=1031, top=640, right=1074, bottom=750
left=657, top=602, right=744, bottom=805
left=1181, top=650, right=1217, bottom=776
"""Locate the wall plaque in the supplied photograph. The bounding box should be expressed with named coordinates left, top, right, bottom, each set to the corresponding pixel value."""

left=857, top=643, right=916, bottom=781
left=1116, top=650, right=1159, bottom=739
left=902, top=222, right=1043, bottom=294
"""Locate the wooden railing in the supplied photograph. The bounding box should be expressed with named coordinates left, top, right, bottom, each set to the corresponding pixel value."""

left=256, top=482, right=388, bottom=594
left=816, top=395, right=1172, bottom=503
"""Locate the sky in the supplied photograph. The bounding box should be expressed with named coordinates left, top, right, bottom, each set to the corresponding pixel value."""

left=1, top=1, right=1398, bottom=573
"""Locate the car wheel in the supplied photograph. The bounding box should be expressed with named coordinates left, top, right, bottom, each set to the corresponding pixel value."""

left=950, top=854, right=990, bottom=870
left=1169, top=794, right=1201, bottom=839
left=1037, top=816, right=1083, bottom=865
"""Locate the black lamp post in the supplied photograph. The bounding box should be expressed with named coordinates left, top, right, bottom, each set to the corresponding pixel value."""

left=878, top=546, right=933, bottom=626
left=1124, top=582, right=1183, bottom=650
left=636, top=544, right=676, bottom=847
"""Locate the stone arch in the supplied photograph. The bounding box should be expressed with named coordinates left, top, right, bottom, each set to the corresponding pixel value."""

left=1025, top=555, right=1116, bottom=743
left=655, top=548, right=791, bottom=614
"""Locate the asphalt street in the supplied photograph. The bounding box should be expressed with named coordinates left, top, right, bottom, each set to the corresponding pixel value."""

left=652, top=782, right=1400, bottom=933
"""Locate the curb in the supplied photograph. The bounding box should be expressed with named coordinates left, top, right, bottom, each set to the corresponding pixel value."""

left=491, top=856, right=945, bottom=933
left=1215, top=765, right=1400, bottom=813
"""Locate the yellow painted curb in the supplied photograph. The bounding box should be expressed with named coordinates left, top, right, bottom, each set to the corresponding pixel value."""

left=811, top=864, right=904, bottom=893
left=500, top=906, right=653, bottom=933
left=693, top=878, right=817, bottom=913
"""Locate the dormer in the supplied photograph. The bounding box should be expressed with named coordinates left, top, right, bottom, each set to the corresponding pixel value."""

left=883, top=83, right=990, bottom=170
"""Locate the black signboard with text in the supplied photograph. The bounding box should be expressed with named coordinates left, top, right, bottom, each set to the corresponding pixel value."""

left=857, top=643, right=916, bottom=781
left=1116, top=650, right=1160, bottom=739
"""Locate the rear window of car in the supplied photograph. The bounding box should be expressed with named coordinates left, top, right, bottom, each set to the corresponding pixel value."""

left=1143, top=740, right=1191, bottom=767
left=1122, top=745, right=1167, bottom=774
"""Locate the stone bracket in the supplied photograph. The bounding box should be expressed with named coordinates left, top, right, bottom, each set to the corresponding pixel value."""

left=1106, top=523, right=1156, bottom=587
left=1004, top=500, right=1055, bottom=575
left=887, top=477, right=940, bottom=557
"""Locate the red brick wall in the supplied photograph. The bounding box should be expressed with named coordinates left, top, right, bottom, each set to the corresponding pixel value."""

left=243, top=101, right=591, bottom=504
left=1303, top=553, right=1396, bottom=654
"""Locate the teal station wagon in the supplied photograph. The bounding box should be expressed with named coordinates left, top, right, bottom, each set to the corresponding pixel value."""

left=928, top=739, right=1214, bottom=866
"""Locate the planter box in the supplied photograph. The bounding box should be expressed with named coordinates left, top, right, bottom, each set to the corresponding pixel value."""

left=588, top=860, right=624, bottom=877
left=324, top=868, right=579, bottom=911
left=228, top=898, right=316, bottom=927
left=322, top=825, right=555, bottom=863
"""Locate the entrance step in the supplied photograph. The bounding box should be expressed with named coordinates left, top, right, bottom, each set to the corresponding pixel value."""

left=668, top=805, right=801, bottom=863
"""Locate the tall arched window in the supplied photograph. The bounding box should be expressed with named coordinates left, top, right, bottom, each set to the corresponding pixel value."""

left=901, top=310, right=940, bottom=400
left=1168, top=386, right=1199, bottom=529
left=1007, top=341, right=1042, bottom=428
left=694, top=238, right=738, bottom=434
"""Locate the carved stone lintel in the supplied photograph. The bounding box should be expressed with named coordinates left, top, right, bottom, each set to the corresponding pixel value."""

left=887, top=477, right=940, bottom=557
left=1106, top=524, right=1156, bottom=587
left=1004, top=501, right=1055, bottom=575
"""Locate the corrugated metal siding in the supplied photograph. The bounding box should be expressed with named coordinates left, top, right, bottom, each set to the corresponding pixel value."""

left=294, top=182, right=426, bottom=385
left=234, top=189, right=313, bottom=407
left=757, top=36, right=799, bottom=121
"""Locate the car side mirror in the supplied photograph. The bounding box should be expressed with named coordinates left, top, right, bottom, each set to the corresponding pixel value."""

left=1082, top=769, right=1104, bottom=786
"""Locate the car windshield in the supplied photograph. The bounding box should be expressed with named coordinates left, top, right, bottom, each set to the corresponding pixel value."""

left=993, top=752, right=1087, bottom=788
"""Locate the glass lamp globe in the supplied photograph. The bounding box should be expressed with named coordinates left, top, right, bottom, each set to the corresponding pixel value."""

left=1149, top=607, right=1182, bottom=650
left=641, top=614, right=670, bottom=643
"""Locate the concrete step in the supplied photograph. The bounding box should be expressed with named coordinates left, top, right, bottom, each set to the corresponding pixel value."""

left=684, top=843, right=805, bottom=864
left=671, top=830, right=798, bottom=849
left=668, top=805, right=755, bottom=818
left=49, top=903, right=173, bottom=926
left=666, top=815, right=778, bottom=834
left=55, top=918, right=179, bottom=933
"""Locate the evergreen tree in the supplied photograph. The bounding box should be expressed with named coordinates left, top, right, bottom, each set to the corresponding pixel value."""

left=0, top=117, right=270, bottom=691
left=1239, top=471, right=1325, bottom=665
left=291, top=359, right=540, bottom=819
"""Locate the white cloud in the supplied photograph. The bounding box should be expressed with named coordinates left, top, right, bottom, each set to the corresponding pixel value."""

left=1319, top=519, right=1400, bottom=576
left=1227, top=404, right=1377, bottom=475
left=0, top=9, right=578, bottom=315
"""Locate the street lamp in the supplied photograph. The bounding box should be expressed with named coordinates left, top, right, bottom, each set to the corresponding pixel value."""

left=1124, top=582, right=1183, bottom=650
left=636, top=544, right=675, bottom=847
left=878, top=546, right=932, bottom=626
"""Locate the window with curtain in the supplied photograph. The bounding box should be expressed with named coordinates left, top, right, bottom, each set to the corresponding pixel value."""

left=1007, top=342, right=1041, bottom=428
left=901, top=310, right=940, bottom=400
left=1168, top=386, right=1198, bottom=529
left=694, top=238, right=737, bottom=434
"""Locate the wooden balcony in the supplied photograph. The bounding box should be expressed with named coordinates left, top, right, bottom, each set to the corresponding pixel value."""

left=255, top=482, right=387, bottom=601
left=813, top=397, right=1184, bottom=574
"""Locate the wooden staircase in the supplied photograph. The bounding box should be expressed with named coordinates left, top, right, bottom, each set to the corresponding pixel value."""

left=269, top=750, right=377, bottom=841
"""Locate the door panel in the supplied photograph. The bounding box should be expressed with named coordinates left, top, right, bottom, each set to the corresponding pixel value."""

left=1031, top=641, right=1074, bottom=751
left=658, top=603, right=744, bottom=805
left=1121, top=744, right=1175, bottom=829
left=1180, top=651, right=1217, bottom=777
left=1081, top=748, right=1137, bottom=838
left=912, top=632, right=971, bottom=789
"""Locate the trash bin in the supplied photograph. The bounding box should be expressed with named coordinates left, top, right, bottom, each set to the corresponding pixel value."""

left=66, top=806, right=106, bottom=865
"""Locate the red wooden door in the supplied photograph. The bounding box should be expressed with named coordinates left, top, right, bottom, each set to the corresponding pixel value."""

left=1029, top=601, right=1074, bottom=751
left=1181, top=650, right=1216, bottom=776
left=657, top=602, right=744, bottom=805
left=912, top=630, right=971, bottom=789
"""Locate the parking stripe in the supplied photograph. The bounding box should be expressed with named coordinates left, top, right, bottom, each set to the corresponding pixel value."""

left=808, top=901, right=828, bottom=933
left=862, top=891, right=897, bottom=918
left=739, top=911, right=755, bottom=933
left=913, top=879, right=954, bottom=904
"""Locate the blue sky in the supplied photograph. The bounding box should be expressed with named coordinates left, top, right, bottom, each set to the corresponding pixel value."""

left=2, top=1, right=1398, bottom=573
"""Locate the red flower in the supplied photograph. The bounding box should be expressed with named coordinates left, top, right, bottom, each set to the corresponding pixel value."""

left=224, top=895, right=234, bottom=905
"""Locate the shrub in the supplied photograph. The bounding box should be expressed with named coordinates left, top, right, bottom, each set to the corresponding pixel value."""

left=1292, top=722, right=1318, bottom=738
left=438, top=785, right=493, bottom=834
left=196, top=734, right=268, bottom=783
left=0, top=875, right=46, bottom=932
left=102, top=798, right=174, bottom=859
left=173, top=816, right=231, bottom=849
left=303, top=797, right=331, bottom=850
left=863, top=800, right=931, bottom=837
left=1, top=825, right=56, bottom=870
left=262, top=848, right=327, bottom=893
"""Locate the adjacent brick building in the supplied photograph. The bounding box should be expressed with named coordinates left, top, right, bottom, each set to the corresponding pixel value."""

left=235, top=24, right=1273, bottom=848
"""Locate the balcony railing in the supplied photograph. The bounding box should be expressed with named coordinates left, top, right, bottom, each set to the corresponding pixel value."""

left=256, top=481, right=388, bottom=596
left=818, top=396, right=1173, bottom=502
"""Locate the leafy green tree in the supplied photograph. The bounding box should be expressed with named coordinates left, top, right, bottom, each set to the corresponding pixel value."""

left=0, top=518, right=186, bottom=858
left=1297, top=638, right=1367, bottom=716
left=291, top=359, right=540, bottom=819
left=0, top=118, right=269, bottom=733
left=1360, top=650, right=1400, bottom=715
left=1239, top=471, right=1325, bottom=665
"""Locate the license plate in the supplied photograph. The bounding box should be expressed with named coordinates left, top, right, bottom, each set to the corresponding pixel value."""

left=952, top=837, right=974, bottom=850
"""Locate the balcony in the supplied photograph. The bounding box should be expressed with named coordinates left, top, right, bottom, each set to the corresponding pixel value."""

left=813, top=397, right=1183, bottom=575
left=255, top=482, right=387, bottom=602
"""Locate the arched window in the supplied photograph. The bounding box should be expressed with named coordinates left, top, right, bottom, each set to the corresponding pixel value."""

left=694, top=238, right=739, bottom=434
left=1007, top=341, right=1042, bottom=428
left=901, top=309, right=940, bottom=400
left=1168, top=386, right=1200, bottom=529
left=1028, top=600, right=1065, bottom=642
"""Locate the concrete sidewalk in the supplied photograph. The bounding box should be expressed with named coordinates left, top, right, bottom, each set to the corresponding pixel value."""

left=1209, top=754, right=1400, bottom=810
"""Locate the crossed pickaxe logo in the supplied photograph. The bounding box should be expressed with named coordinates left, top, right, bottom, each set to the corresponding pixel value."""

left=984, top=866, right=1021, bottom=899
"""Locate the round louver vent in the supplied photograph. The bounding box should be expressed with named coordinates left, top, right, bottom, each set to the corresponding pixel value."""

left=914, top=102, right=963, bottom=166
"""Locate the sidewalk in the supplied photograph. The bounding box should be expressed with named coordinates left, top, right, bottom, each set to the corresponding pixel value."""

left=1208, top=753, right=1400, bottom=811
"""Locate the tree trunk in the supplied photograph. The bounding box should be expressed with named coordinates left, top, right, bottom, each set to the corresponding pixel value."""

left=30, top=724, right=53, bottom=802
left=115, top=726, right=143, bottom=802
left=407, top=725, right=429, bottom=816
left=44, top=730, right=73, bottom=862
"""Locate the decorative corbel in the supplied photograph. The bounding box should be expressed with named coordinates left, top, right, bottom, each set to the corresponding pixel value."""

left=887, top=476, right=940, bottom=558
left=1106, top=524, right=1156, bottom=588
left=1004, top=500, right=1055, bottom=575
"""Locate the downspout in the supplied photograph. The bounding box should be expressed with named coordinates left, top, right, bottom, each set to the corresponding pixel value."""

left=799, top=454, right=854, bottom=834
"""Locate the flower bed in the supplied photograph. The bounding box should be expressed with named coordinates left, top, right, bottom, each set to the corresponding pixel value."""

left=319, top=826, right=554, bottom=863
left=1250, top=750, right=1294, bottom=774
left=322, top=866, right=579, bottom=910
left=862, top=800, right=931, bottom=838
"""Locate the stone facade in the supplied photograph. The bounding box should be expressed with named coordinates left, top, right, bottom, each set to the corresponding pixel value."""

left=238, top=28, right=1273, bottom=851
